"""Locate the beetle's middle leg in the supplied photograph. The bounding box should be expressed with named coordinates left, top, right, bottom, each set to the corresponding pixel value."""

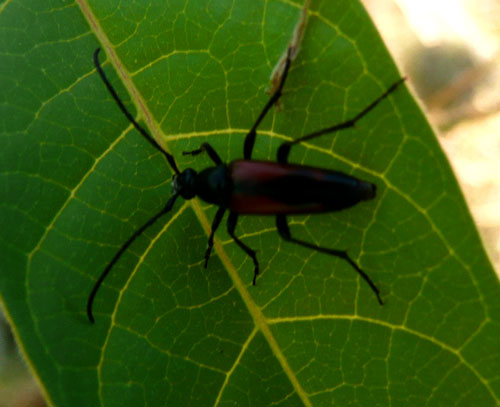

left=275, top=215, right=383, bottom=305
left=243, top=47, right=294, bottom=160
left=183, top=142, right=223, bottom=165
left=227, top=212, right=260, bottom=285
left=277, top=78, right=406, bottom=163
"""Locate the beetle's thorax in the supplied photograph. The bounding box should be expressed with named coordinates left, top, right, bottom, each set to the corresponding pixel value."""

left=195, top=165, right=232, bottom=206
left=172, top=165, right=232, bottom=205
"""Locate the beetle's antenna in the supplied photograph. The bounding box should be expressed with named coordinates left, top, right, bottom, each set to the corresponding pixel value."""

left=87, top=193, right=180, bottom=323
left=93, top=48, right=180, bottom=174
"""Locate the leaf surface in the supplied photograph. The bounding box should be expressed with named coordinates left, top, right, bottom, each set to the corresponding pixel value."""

left=1, top=0, right=499, bottom=406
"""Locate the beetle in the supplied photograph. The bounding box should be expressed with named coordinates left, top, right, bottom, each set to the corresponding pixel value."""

left=87, top=47, right=405, bottom=323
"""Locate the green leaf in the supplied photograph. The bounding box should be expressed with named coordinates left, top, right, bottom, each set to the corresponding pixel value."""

left=1, top=0, right=499, bottom=406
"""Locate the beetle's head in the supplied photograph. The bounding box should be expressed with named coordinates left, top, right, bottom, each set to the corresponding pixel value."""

left=172, top=168, right=198, bottom=199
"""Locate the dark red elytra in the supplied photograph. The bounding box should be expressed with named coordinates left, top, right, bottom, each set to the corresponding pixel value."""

left=228, top=160, right=375, bottom=215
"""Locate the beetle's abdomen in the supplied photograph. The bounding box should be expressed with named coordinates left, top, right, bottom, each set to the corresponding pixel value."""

left=228, top=160, right=375, bottom=215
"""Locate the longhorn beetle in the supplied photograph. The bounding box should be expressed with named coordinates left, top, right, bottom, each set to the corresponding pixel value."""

left=87, top=47, right=405, bottom=323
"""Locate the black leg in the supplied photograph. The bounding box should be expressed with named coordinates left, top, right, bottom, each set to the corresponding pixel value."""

left=277, top=78, right=406, bottom=163
left=204, top=207, right=226, bottom=268
left=183, top=142, right=223, bottom=166
left=244, top=48, right=294, bottom=159
left=227, top=212, right=260, bottom=285
left=276, top=215, right=383, bottom=304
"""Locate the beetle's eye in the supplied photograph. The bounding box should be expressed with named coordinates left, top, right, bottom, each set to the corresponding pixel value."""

left=171, top=175, right=178, bottom=193
left=171, top=169, right=197, bottom=199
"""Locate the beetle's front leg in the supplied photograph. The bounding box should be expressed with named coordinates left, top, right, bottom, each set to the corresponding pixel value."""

left=183, top=142, right=223, bottom=165
left=203, top=207, right=226, bottom=268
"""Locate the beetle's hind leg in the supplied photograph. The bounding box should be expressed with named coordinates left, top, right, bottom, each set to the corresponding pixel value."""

left=276, top=215, right=383, bottom=305
left=227, top=212, right=260, bottom=285
left=277, top=78, right=406, bottom=163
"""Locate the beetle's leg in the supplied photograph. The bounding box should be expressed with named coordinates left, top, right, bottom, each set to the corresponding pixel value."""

left=277, top=78, right=406, bottom=163
left=276, top=215, right=383, bottom=305
left=204, top=207, right=226, bottom=268
left=227, top=212, right=260, bottom=285
left=244, top=48, right=293, bottom=160
left=183, top=142, right=223, bottom=165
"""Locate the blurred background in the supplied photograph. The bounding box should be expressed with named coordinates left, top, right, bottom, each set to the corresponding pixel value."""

left=2, top=1, right=500, bottom=405
left=363, top=0, right=500, bottom=275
